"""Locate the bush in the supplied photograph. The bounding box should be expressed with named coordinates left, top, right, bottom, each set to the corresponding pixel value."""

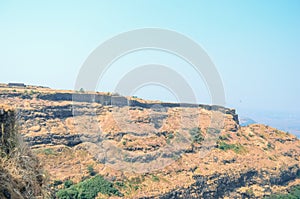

left=64, top=180, right=73, bottom=188
left=189, top=127, right=204, bottom=144
left=56, top=175, right=121, bottom=199
left=217, top=141, right=246, bottom=154
left=87, top=165, right=96, bottom=176
left=56, top=188, right=78, bottom=199
left=265, top=184, right=300, bottom=199
left=219, top=134, right=232, bottom=141
left=43, top=148, right=55, bottom=155
left=79, top=88, right=85, bottom=93
left=151, top=175, right=160, bottom=182
left=267, top=142, right=275, bottom=150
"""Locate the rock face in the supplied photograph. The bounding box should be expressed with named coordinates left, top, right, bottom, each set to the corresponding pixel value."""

left=0, top=85, right=299, bottom=199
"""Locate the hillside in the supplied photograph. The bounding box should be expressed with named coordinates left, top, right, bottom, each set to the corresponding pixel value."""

left=0, top=105, right=46, bottom=199
left=0, top=84, right=299, bottom=198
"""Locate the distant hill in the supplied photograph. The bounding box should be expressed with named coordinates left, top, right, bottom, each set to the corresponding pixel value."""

left=239, top=117, right=257, bottom=126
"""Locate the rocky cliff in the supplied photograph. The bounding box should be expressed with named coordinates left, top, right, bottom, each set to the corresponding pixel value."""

left=0, top=85, right=299, bottom=198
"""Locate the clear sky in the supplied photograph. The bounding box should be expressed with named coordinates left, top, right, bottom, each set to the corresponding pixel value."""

left=1, top=1, right=300, bottom=116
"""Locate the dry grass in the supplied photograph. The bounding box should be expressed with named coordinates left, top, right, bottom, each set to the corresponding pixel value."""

left=0, top=106, right=49, bottom=199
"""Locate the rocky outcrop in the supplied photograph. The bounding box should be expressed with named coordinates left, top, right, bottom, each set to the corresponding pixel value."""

left=154, top=165, right=300, bottom=199
left=36, top=92, right=239, bottom=124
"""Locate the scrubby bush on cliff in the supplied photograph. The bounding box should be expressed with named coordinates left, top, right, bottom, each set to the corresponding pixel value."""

left=64, top=180, right=74, bottom=188
left=265, top=184, right=300, bottom=198
left=217, top=141, right=246, bottom=154
left=87, top=165, right=96, bottom=176
left=189, top=127, right=204, bottom=144
left=56, top=175, right=121, bottom=199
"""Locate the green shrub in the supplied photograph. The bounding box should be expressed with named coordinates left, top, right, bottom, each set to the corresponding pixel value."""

left=189, top=127, right=204, bottom=144
left=115, top=181, right=126, bottom=188
left=267, top=142, right=275, bottom=150
left=151, top=175, right=160, bottom=182
left=56, top=175, right=121, bottom=199
left=64, top=180, right=73, bottom=188
left=167, top=133, right=174, bottom=140
left=87, top=165, right=96, bottom=176
left=259, top=134, right=265, bottom=139
left=265, top=184, right=300, bottom=199
left=246, top=188, right=254, bottom=197
left=43, top=148, right=55, bottom=155
left=219, top=134, right=231, bottom=141
left=56, top=188, right=78, bottom=199
left=217, top=141, right=246, bottom=154
left=79, top=88, right=85, bottom=93
left=166, top=133, right=174, bottom=144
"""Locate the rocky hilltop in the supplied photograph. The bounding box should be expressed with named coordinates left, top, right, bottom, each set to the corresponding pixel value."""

left=0, top=84, right=299, bottom=199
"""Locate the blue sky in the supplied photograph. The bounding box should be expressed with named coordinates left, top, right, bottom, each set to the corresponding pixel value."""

left=1, top=1, right=300, bottom=118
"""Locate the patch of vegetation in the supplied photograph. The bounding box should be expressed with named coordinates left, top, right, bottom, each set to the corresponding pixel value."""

left=56, top=175, right=121, bottom=199
left=246, top=188, right=255, bottom=197
left=268, top=156, right=277, bottom=161
left=43, top=148, right=56, bottom=155
left=166, top=133, right=175, bottom=144
left=189, top=127, right=204, bottom=144
left=219, top=134, right=232, bottom=141
left=123, top=176, right=144, bottom=195
left=30, top=90, right=39, bottom=95
left=217, top=141, right=246, bottom=154
left=79, top=88, right=85, bottom=93
left=267, top=142, right=275, bottom=150
left=167, top=133, right=174, bottom=140
left=64, top=180, right=74, bottom=188
left=151, top=175, right=160, bottom=182
left=265, top=184, right=300, bottom=199
left=87, top=165, right=96, bottom=176
left=115, top=181, right=126, bottom=189
left=259, top=134, right=265, bottom=139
